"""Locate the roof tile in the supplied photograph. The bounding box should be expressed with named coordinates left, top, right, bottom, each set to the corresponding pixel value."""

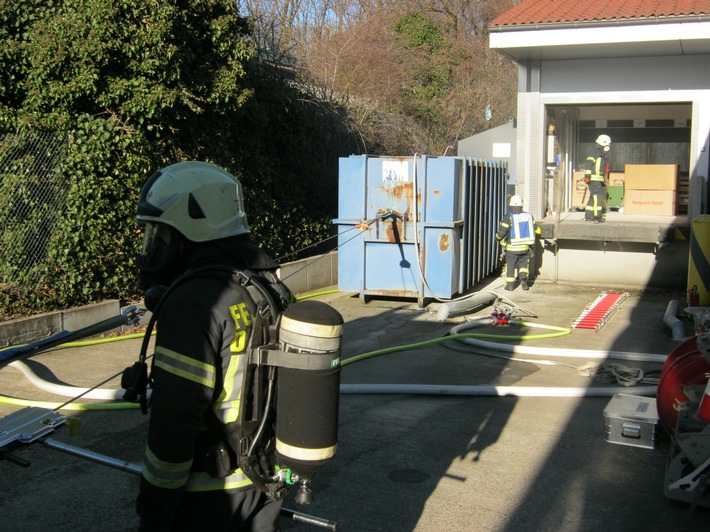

left=490, top=0, right=710, bottom=27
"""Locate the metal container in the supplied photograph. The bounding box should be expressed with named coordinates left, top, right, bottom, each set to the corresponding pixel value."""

left=334, top=155, right=507, bottom=305
left=604, top=393, right=659, bottom=449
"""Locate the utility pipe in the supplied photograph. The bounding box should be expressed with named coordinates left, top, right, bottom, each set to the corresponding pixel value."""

left=41, top=436, right=142, bottom=475
left=663, top=299, right=688, bottom=343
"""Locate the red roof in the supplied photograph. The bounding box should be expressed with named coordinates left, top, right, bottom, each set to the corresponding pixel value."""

left=490, top=0, right=710, bottom=27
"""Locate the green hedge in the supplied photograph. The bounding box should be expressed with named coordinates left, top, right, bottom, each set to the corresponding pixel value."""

left=0, top=1, right=357, bottom=318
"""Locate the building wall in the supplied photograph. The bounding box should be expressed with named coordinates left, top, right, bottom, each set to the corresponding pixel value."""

left=457, top=119, right=517, bottom=196
left=540, top=55, right=710, bottom=93
left=536, top=240, right=689, bottom=289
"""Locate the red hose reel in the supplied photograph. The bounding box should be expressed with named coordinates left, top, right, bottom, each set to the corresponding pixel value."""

left=657, top=336, right=710, bottom=434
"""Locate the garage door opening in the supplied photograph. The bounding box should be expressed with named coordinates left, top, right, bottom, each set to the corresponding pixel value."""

left=544, top=103, right=691, bottom=217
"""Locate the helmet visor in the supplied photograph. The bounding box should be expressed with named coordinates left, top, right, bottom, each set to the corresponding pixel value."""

left=139, top=223, right=177, bottom=272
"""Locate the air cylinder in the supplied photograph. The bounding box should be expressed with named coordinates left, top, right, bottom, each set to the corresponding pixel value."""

left=688, top=214, right=710, bottom=306
left=275, top=300, right=343, bottom=488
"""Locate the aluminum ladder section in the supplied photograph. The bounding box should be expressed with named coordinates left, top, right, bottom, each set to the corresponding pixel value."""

left=572, top=292, right=629, bottom=331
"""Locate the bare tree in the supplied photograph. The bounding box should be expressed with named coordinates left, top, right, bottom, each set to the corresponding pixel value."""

left=238, top=0, right=518, bottom=154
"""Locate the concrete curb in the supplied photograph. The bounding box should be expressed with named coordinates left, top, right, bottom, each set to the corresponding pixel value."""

left=0, top=300, right=153, bottom=348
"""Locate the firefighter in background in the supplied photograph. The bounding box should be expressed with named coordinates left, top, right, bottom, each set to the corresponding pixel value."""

left=496, top=195, right=540, bottom=291
left=584, top=134, right=612, bottom=223
left=134, top=161, right=292, bottom=531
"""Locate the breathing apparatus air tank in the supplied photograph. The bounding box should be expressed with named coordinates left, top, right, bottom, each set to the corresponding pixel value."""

left=275, top=300, right=343, bottom=504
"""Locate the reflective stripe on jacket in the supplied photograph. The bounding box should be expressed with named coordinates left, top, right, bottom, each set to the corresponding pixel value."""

left=585, top=152, right=605, bottom=182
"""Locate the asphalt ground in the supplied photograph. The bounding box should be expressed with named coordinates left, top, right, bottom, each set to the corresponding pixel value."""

left=1, top=277, right=709, bottom=531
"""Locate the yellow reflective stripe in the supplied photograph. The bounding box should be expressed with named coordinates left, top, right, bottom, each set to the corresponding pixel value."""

left=185, top=470, right=253, bottom=492
left=154, top=347, right=216, bottom=388
left=142, top=446, right=192, bottom=489
left=214, top=355, right=242, bottom=423
left=280, top=315, right=343, bottom=339
left=276, top=439, right=337, bottom=462
left=587, top=155, right=604, bottom=180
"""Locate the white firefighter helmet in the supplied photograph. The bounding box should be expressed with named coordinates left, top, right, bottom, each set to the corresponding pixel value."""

left=137, top=161, right=250, bottom=243
left=595, top=134, right=612, bottom=148
left=509, top=195, right=523, bottom=208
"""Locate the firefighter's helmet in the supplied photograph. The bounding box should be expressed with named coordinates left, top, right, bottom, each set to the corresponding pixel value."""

left=137, top=161, right=250, bottom=242
left=509, top=195, right=523, bottom=208
left=136, top=161, right=250, bottom=285
left=595, top=134, right=612, bottom=149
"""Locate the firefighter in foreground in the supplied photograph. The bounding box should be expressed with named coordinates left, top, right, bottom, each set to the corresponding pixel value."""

left=584, top=134, right=612, bottom=223
left=496, top=195, right=540, bottom=291
left=134, top=161, right=293, bottom=531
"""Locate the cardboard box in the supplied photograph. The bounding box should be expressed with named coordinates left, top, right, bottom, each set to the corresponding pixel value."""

left=624, top=164, right=678, bottom=190
left=609, top=172, right=624, bottom=186
left=572, top=171, right=587, bottom=207
left=623, top=189, right=676, bottom=216
left=604, top=393, right=658, bottom=449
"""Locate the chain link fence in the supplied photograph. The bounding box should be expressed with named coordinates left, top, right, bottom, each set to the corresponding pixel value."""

left=0, top=129, right=70, bottom=287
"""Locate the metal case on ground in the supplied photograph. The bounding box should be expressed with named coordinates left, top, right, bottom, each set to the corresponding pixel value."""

left=603, top=393, right=659, bottom=449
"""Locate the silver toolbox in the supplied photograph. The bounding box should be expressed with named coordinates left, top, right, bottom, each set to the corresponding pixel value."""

left=603, top=393, right=659, bottom=449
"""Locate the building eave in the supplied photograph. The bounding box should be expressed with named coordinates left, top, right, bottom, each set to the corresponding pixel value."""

left=489, top=18, right=710, bottom=62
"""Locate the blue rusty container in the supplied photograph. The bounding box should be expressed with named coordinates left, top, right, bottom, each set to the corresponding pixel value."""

left=334, top=154, right=507, bottom=305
